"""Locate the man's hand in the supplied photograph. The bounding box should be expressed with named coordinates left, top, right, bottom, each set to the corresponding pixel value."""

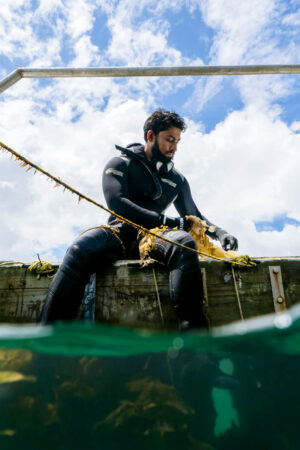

left=162, top=215, right=192, bottom=231
left=220, top=234, right=238, bottom=251
left=182, top=216, right=193, bottom=232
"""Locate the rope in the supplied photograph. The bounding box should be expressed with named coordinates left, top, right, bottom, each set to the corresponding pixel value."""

left=152, top=267, right=165, bottom=326
left=0, top=261, right=26, bottom=266
left=28, top=254, right=55, bottom=279
left=230, top=254, right=256, bottom=268
left=0, top=140, right=256, bottom=268
left=231, top=266, right=244, bottom=320
left=0, top=258, right=55, bottom=279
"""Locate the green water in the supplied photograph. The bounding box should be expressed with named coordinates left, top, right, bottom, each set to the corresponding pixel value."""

left=0, top=306, right=299, bottom=450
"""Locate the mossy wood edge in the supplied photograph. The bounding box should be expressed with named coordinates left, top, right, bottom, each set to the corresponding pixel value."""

left=0, top=258, right=299, bottom=328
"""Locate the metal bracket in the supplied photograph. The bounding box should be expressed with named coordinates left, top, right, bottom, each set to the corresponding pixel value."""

left=269, top=266, right=286, bottom=312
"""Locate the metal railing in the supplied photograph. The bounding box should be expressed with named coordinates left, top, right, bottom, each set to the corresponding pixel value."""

left=1, top=65, right=300, bottom=94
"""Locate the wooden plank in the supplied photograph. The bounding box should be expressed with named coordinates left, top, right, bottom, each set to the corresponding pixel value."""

left=199, top=259, right=299, bottom=325
left=196, top=262, right=272, bottom=325
left=95, top=263, right=178, bottom=329
left=0, top=287, right=47, bottom=323
left=0, top=266, right=27, bottom=290
left=201, top=268, right=210, bottom=326
left=0, top=265, right=59, bottom=323
left=95, top=258, right=300, bottom=328
left=1, top=258, right=300, bottom=327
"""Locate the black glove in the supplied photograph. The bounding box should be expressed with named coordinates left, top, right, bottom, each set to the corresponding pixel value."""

left=161, top=215, right=191, bottom=231
left=219, top=233, right=238, bottom=251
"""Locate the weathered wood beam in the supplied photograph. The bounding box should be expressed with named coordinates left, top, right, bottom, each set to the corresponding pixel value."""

left=1, top=258, right=299, bottom=328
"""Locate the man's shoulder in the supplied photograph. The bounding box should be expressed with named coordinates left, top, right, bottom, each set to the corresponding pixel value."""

left=103, top=144, right=145, bottom=176
left=169, top=166, right=185, bottom=184
left=104, top=152, right=132, bottom=168
left=103, top=156, right=131, bottom=181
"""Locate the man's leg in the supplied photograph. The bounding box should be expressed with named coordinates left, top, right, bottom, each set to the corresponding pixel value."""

left=38, top=227, right=124, bottom=324
left=149, top=230, right=206, bottom=330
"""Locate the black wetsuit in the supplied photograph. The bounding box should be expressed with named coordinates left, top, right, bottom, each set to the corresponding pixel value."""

left=39, top=144, right=228, bottom=327
left=103, top=144, right=224, bottom=240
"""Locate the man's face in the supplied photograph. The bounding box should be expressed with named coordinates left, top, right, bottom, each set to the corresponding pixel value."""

left=154, top=127, right=181, bottom=160
left=147, top=127, right=181, bottom=162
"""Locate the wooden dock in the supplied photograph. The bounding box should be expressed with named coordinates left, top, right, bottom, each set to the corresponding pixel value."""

left=0, top=257, right=299, bottom=328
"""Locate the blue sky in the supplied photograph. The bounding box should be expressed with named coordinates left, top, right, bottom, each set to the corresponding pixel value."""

left=0, top=0, right=300, bottom=260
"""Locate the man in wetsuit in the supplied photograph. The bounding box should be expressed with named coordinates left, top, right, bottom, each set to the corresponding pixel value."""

left=39, top=109, right=238, bottom=329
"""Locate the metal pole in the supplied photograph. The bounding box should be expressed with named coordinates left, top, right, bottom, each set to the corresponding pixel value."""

left=1, top=65, right=300, bottom=94
left=20, top=65, right=300, bottom=78
left=0, top=70, right=22, bottom=94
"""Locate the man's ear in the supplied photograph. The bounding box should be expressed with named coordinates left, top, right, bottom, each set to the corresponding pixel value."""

left=147, top=130, right=155, bottom=143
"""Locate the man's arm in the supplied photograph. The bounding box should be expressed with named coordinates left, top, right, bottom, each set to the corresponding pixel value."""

left=174, top=177, right=238, bottom=250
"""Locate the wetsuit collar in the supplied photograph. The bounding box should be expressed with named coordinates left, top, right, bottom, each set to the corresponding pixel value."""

left=155, top=160, right=174, bottom=173
left=115, top=143, right=174, bottom=173
left=125, top=143, right=174, bottom=173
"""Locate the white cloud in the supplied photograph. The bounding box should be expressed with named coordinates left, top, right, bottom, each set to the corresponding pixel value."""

left=64, top=0, right=96, bottom=39
left=238, top=223, right=300, bottom=257
left=187, top=0, right=300, bottom=111
left=236, top=75, right=296, bottom=111
left=0, top=180, right=14, bottom=189
left=173, top=105, right=300, bottom=256
left=108, top=25, right=182, bottom=66
left=282, top=10, right=300, bottom=26
left=71, top=35, right=102, bottom=66
left=290, top=121, right=300, bottom=132
left=200, top=0, right=277, bottom=64
left=184, top=76, right=223, bottom=114
left=0, top=0, right=108, bottom=68
left=106, top=11, right=182, bottom=66
left=0, top=1, right=63, bottom=65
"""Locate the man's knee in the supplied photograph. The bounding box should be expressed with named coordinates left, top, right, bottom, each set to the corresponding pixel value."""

left=166, top=230, right=198, bottom=258
left=171, top=230, right=197, bottom=250
left=65, top=228, right=118, bottom=271
left=161, top=230, right=199, bottom=271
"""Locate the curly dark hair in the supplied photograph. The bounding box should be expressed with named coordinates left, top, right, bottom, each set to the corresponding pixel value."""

left=143, top=109, right=187, bottom=141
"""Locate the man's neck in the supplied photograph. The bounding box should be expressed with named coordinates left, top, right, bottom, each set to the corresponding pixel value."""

left=144, top=143, right=152, bottom=161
